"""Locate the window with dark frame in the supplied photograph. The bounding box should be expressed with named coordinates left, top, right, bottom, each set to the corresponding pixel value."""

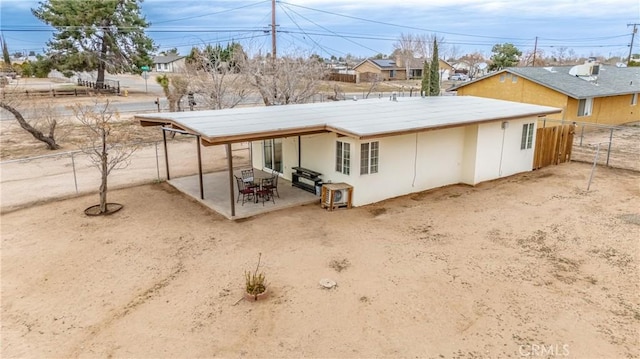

left=521, top=123, right=534, bottom=150
left=360, top=141, right=379, bottom=175
left=335, top=141, right=350, bottom=175
left=578, top=98, right=593, bottom=116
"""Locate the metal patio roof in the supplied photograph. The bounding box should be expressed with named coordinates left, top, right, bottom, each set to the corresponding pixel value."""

left=135, top=96, right=562, bottom=146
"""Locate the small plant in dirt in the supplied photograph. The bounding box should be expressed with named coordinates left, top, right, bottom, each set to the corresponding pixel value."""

left=245, top=253, right=266, bottom=301
left=329, top=258, right=351, bottom=272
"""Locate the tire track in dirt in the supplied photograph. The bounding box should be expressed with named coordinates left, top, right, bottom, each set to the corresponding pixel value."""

left=65, top=262, right=185, bottom=358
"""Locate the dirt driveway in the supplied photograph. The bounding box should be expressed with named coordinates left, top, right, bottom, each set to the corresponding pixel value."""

left=1, top=162, right=638, bottom=358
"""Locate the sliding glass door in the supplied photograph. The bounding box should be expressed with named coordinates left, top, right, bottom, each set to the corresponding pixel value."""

left=263, top=139, right=283, bottom=173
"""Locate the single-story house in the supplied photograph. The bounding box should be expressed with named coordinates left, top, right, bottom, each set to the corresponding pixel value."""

left=153, top=55, right=186, bottom=73
left=449, top=63, right=640, bottom=125
left=354, top=58, right=453, bottom=81
left=135, top=96, right=560, bottom=217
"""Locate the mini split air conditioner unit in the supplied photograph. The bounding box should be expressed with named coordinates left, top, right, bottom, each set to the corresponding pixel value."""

left=324, top=188, right=349, bottom=206
left=321, top=182, right=353, bottom=211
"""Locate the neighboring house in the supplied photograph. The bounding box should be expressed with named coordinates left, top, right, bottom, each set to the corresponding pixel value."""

left=153, top=55, right=186, bottom=73
left=450, top=63, right=640, bottom=125
left=136, top=96, right=560, bottom=214
left=353, top=58, right=452, bottom=81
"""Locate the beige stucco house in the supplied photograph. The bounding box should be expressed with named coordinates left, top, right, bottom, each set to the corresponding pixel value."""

left=450, top=63, right=640, bottom=125
left=354, top=58, right=453, bottom=81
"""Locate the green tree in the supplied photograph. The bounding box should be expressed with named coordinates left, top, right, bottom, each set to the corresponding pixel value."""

left=429, top=39, right=440, bottom=96
left=489, top=43, right=522, bottom=70
left=31, top=55, right=54, bottom=77
left=187, top=42, right=245, bottom=72
left=420, top=60, right=429, bottom=96
left=32, top=0, right=155, bottom=85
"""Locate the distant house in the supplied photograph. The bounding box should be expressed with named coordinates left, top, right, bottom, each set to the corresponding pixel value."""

left=136, top=96, right=561, bottom=217
left=153, top=55, right=186, bottom=73
left=450, top=62, right=640, bottom=125
left=451, top=61, right=489, bottom=79
left=353, top=58, right=453, bottom=82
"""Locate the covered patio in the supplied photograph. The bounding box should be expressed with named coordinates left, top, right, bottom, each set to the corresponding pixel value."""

left=168, top=169, right=319, bottom=220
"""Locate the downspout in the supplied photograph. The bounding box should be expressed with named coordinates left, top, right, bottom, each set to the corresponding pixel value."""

left=498, top=122, right=508, bottom=177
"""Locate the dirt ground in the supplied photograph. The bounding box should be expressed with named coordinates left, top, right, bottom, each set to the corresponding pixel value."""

left=1, top=161, right=638, bottom=358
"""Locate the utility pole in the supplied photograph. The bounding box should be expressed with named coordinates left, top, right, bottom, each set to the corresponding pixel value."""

left=628, top=23, right=638, bottom=66
left=271, top=0, right=277, bottom=61
left=271, top=0, right=277, bottom=104
left=532, top=36, right=538, bottom=67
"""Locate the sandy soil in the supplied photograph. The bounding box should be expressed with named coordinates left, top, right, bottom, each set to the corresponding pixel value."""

left=1, top=161, right=638, bottom=358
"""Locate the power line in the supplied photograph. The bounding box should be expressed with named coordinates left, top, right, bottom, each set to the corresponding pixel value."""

left=279, top=3, right=382, bottom=56
left=151, top=0, right=270, bottom=24
left=278, top=1, right=532, bottom=41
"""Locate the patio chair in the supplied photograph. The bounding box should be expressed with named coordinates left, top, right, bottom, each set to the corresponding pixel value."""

left=241, top=169, right=255, bottom=186
left=255, top=177, right=276, bottom=205
left=235, top=175, right=255, bottom=205
left=263, top=171, right=280, bottom=198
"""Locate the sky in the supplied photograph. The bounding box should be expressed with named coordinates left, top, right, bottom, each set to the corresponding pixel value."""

left=1, top=0, right=639, bottom=61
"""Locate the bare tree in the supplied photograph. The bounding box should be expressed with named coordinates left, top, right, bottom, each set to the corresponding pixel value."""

left=445, top=44, right=462, bottom=62
left=0, top=89, right=62, bottom=149
left=241, top=54, right=327, bottom=106
left=71, top=99, right=138, bottom=215
left=414, top=33, right=446, bottom=60
left=520, top=49, right=547, bottom=67
left=364, top=74, right=381, bottom=99
left=393, top=33, right=416, bottom=79
left=186, top=47, right=252, bottom=109
left=459, top=52, right=486, bottom=79
left=552, top=46, right=570, bottom=65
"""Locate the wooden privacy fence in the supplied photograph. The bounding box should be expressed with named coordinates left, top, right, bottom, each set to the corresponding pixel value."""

left=533, top=124, right=575, bottom=169
left=326, top=73, right=356, bottom=83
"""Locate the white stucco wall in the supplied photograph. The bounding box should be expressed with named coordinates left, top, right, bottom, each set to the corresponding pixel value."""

left=473, top=118, right=537, bottom=184
left=250, top=116, right=539, bottom=207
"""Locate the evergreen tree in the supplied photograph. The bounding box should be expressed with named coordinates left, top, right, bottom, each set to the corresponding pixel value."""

left=429, top=39, right=440, bottom=96
left=420, top=60, right=429, bottom=96
left=1, top=35, right=11, bottom=69
left=32, top=0, right=155, bottom=84
left=489, top=43, right=522, bottom=70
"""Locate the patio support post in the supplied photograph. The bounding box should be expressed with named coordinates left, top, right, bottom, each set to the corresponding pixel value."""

left=162, top=128, right=171, bottom=180
left=196, top=135, right=204, bottom=200
left=227, top=143, right=235, bottom=217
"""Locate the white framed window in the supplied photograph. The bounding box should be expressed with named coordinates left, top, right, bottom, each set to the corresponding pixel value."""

left=512, top=75, right=518, bottom=83
left=499, top=74, right=506, bottom=82
left=577, top=98, right=593, bottom=117
left=389, top=70, right=396, bottom=78
left=521, top=123, right=534, bottom=150
left=360, top=141, right=379, bottom=175
left=632, top=93, right=638, bottom=106
left=335, top=141, right=350, bottom=175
